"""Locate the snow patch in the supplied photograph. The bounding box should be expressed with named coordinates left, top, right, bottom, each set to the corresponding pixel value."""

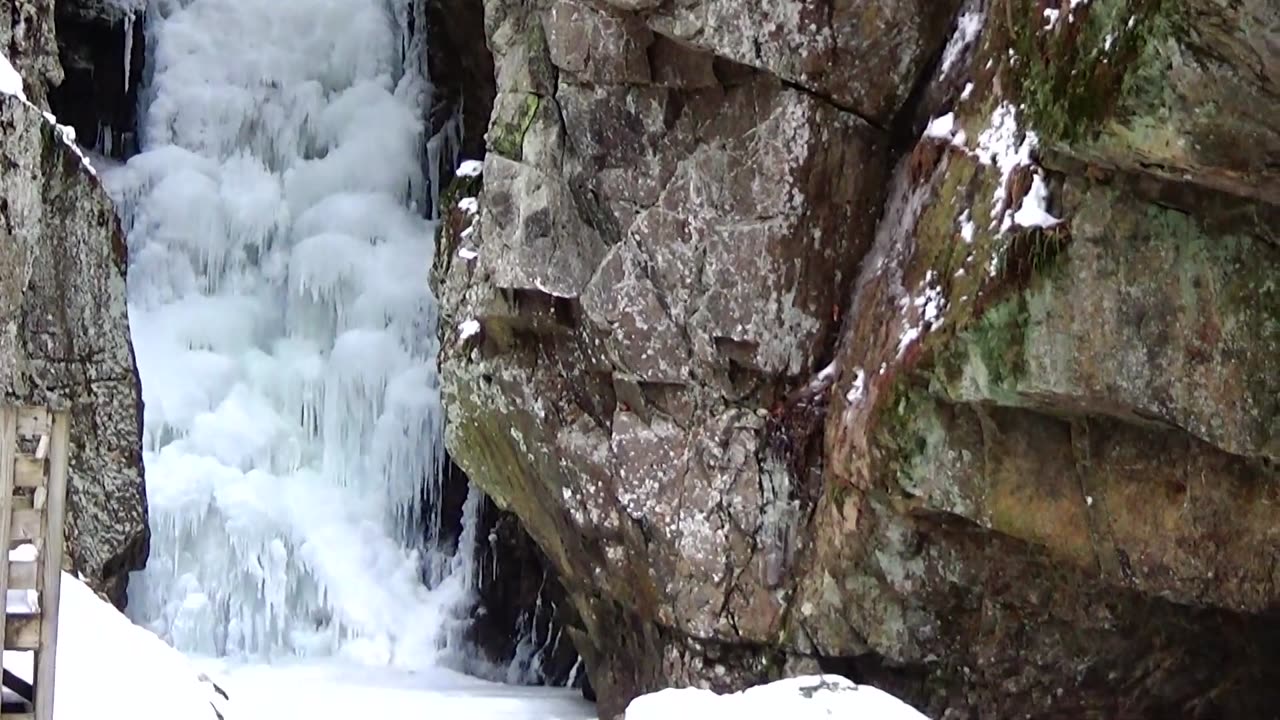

left=897, top=271, right=948, bottom=358
left=923, top=113, right=956, bottom=140
left=458, top=319, right=481, bottom=340
left=626, top=675, right=929, bottom=720
left=0, top=52, right=27, bottom=100
left=845, top=368, right=867, bottom=404
left=958, top=210, right=975, bottom=244
left=5, top=572, right=228, bottom=720
left=1011, top=173, right=1061, bottom=229
left=456, top=159, right=484, bottom=178
left=974, top=102, right=1039, bottom=233
left=2, top=51, right=97, bottom=175
left=938, top=13, right=985, bottom=76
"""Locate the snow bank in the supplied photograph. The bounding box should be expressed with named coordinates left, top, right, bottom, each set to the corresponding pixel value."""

left=625, top=675, right=930, bottom=720
left=4, top=572, right=227, bottom=720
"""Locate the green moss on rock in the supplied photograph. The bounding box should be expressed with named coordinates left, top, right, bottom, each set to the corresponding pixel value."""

left=491, top=93, right=541, bottom=160
left=997, top=0, right=1181, bottom=144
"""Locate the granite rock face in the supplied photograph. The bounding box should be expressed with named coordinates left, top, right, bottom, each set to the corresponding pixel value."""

left=433, top=0, right=1279, bottom=717
left=0, top=0, right=147, bottom=606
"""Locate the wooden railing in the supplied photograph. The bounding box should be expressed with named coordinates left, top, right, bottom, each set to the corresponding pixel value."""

left=0, top=407, right=69, bottom=720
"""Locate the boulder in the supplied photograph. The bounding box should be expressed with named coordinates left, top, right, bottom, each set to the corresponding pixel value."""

left=434, top=0, right=1280, bottom=716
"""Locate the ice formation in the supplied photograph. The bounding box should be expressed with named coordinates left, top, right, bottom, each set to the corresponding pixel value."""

left=106, top=0, right=466, bottom=666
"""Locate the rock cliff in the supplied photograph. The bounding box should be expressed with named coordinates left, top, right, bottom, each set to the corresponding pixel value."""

left=1, top=0, right=147, bottom=605
left=433, top=0, right=1278, bottom=716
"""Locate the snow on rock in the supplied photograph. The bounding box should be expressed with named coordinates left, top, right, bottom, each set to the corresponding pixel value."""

left=458, top=319, right=481, bottom=340
left=923, top=113, right=956, bottom=141
left=917, top=98, right=1062, bottom=242
left=41, top=111, right=98, bottom=176
left=625, top=675, right=930, bottom=720
left=896, top=270, right=948, bottom=359
left=456, top=160, right=484, bottom=178
left=1, top=51, right=97, bottom=175
left=845, top=368, right=867, bottom=404
left=4, top=572, right=228, bottom=720
left=938, top=12, right=985, bottom=77
left=958, top=209, right=976, bottom=244
left=458, top=197, right=479, bottom=215
left=974, top=102, right=1040, bottom=233
left=0, top=52, right=27, bottom=100
left=1012, top=173, right=1061, bottom=229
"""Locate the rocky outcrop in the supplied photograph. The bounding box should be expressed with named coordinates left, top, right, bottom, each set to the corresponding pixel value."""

left=422, top=0, right=582, bottom=682
left=434, top=0, right=1279, bottom=717
left=1, top=0, right=62, bottom=105
left=1, top=0, right=147, bottom=605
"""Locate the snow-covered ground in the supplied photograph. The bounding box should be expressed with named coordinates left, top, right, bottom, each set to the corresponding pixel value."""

left=5, top=572, right=593, bottom=720
left=4, top=572, right=227, bottom=719
left=4, top=572, right=930, bottom=720
left=203, top=661, right=594, bottom=720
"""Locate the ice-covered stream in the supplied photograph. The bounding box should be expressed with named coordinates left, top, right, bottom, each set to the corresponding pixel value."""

left=104, top=0, right=479, bottom=673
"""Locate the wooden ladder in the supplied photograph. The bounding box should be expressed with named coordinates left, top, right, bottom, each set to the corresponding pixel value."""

left=0, top=407, right=69, bottom=720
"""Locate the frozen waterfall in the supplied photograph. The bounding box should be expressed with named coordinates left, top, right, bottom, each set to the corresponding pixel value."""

left=104, top=0, right=467, bottom=667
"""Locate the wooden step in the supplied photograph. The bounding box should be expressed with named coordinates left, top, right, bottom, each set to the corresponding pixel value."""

left=11, top=458, right=42, bottom=490
left=6, top=562, right=37, bottom=590
left=12, top=408, right=48, bottom=439
left=6, top=512, right=40, bottom=545
left=3, top=615, right=40, bottom=651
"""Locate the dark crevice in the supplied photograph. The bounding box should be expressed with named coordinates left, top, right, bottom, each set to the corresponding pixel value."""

left=778, top=78, right=886, bottom=134
left=49, top=2, right=144, bottom=159
left=425, top=0, right=495, bottom=185
left=462, top=495, right=582, bottom=686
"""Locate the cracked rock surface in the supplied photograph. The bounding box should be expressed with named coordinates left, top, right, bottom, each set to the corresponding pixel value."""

left=432, top=0, right=1280, bottom=717
left=0, top=0, right=147, bottom=606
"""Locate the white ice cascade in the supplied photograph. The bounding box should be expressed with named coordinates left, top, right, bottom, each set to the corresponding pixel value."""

left=105, top=0, right=466, bottom=667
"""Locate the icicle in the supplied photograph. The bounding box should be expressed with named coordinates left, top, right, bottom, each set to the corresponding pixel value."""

left=123, top=12, right=134, bottom=96
left=565, top=655, right=584, bottom=688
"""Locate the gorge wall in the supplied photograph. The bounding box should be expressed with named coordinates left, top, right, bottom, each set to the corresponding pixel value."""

left=431, top=0, right=1280, bottom=717
left=1, top=0, right=147, bottom=604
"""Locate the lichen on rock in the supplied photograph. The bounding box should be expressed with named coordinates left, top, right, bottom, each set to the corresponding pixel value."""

left=433, top=0, right=1280, bottom=716
left=0, top=17, right=147, bottom=605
